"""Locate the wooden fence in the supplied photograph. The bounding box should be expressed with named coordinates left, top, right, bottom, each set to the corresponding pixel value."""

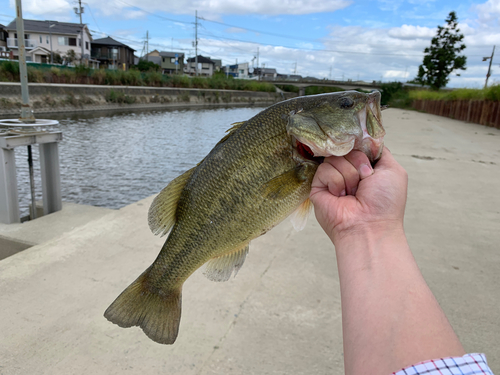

left=412, top=100, right=500, bottom=129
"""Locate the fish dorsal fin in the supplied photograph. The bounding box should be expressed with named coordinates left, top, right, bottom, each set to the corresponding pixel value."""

left=290, top=198, right=312, bottom=231
left=260, top=166, right=307, bottom=200
left=148, top=166, right=196, bottom=237
left=204, top=244, right=249, bottom=282
left=214, top=121, right=245, bottom=146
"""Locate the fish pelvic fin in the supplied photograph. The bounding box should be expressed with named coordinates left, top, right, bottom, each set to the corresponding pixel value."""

left=148, top=166, right=196, bottom=237
left=104, top=267, right=182, bottom=345
left=290, top=198, right=313, bottom=231
left=204, top=244, right=249, bottom=282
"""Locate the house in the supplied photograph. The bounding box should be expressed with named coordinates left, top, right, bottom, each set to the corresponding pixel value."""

left=143, top=50, right=162, bottom=67
left=222, top=62, right=249, bottom=79
left=186, top=55, right=217, bottom=76
left=212, top=59, right=222, bottom=72
left=253, top=67, right=277, bottom=79
left=91, top=36, right=135, bottom=70
left=159, top=52, right=184, bottom=74
left=0, top=24, right=8, bottom=51
left=5, top=19, right=92, bottom=63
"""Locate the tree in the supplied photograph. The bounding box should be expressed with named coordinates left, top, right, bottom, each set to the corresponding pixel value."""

left=135, top=59, right=160, bottom=72
left=415, top=11, right=467, bottom=90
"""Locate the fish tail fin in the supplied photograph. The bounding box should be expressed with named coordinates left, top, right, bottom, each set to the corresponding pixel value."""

left=104, top=267, right=182, bottom=345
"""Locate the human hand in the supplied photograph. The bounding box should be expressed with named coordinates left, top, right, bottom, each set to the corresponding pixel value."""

left=309, top=147, right=408, bottom=244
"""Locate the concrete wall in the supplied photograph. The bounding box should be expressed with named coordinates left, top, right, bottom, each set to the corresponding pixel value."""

left=0, top=82, right=295, bottom=115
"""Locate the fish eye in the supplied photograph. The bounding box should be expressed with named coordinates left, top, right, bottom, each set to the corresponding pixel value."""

left=339, top=97, right=354, bottom=109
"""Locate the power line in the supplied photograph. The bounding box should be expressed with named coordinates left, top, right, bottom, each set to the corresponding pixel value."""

left=114, top=0, right=192, bottom=25
left=198, top=16, right=320, bottom=44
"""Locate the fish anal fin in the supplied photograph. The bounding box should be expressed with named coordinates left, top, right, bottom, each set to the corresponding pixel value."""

left=104, top=267, right=182, bottom=345
left=290, top=198, right=312, bottom=231
left=148, top=167, right=196, bottom=237
left=204, top=244, right=249, bottom=282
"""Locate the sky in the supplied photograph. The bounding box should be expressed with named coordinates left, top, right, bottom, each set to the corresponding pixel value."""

left=1, top=0, right=500, bottom=88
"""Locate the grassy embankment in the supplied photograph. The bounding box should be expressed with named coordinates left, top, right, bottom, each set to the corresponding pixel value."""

left=0, top=61, right=276, bottom=92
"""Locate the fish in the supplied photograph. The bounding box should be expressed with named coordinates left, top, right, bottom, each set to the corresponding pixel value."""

left=104, top=90, right=386, bottom=345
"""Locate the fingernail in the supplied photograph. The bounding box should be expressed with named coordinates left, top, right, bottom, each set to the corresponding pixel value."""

left=340, top=189, right=346, bottom=196
left=359, top=164, right=373, bottom=179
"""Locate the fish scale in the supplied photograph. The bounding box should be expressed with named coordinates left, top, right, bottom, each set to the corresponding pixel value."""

left=104, top=90, right=385, bottom=345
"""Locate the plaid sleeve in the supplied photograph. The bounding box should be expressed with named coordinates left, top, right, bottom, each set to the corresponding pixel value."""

left=392, top=353, right=494, bottom=375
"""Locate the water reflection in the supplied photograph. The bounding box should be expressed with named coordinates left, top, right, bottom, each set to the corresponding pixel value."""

left=12, top=107, right=265, bottom=216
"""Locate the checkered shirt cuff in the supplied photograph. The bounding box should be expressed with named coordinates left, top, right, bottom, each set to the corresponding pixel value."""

left=392, top=353, right=494, bottom=375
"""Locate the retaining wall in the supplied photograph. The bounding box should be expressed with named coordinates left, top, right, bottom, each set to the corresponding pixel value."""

left=0, top=82, right=295, bottom=116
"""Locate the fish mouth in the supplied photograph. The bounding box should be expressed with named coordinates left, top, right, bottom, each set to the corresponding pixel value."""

left=293, top=137, right=325, bottom=164
left=354, top=92, right=386, bottom=162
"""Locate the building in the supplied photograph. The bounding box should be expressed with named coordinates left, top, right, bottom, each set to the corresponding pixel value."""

left=5, top=19, right=92, bottom=63
left=91, top=36, right=135, bottom=70
left=253, top=67, right=277, bottom=79
left=159, top=51, right=184, bottom=74
left=143, top=50, right=162, bottom=67
left=222, top=62, right=249, bottom=79
left=0, top=24, right=8, bottom=51
left=186, top=55, right=217, bottom=76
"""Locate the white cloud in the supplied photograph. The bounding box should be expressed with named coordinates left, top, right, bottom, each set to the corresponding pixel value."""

left=9, top=0, right=73, bottom=20
left=388, top=25, right=435, bottom=40
left=475, top=0, right=500, bottom=25
left=86, top=0, right=352, bottom=17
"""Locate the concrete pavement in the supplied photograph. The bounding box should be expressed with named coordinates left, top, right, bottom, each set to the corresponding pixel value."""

left=0, top=108, right=499, bottom=374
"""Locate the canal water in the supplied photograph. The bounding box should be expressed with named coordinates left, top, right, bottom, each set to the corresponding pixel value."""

left=12, top=106, right=266, bottom=217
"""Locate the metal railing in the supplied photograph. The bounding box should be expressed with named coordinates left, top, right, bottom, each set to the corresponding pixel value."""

left=7, top=38, right=37, bottom=49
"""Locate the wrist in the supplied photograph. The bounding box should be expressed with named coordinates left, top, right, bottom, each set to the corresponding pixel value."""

left=331, top=220, right=407, bottom=256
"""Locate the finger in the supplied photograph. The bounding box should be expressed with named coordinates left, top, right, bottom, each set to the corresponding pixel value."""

left=325, top=155, right=360, bottom=195
left=344, top=150, right=373, bottom=180
left=374, top=147, right=399, bottom=171
left=311, top=160, right=346, bottom=197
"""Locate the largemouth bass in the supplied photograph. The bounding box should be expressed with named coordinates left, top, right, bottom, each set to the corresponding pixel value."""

left=104, top=90, right=385, bottom=344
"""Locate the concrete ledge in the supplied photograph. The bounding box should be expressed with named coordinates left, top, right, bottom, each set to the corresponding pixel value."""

left=0, top=202, right=114, bottom=260
left=0, top=109, right=499, bottom=374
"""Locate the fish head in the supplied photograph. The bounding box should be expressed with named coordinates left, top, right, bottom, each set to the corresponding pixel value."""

left=287, top=90, right=385, bottom=163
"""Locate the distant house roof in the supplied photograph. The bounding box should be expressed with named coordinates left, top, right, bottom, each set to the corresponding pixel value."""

left=255, top=68, right=277, bottom=74
left=6, top=19, right=89, bottom=37
left=0, top=24, right=5, bottom=29
left=92, top=36, right=135, bottom=51
left=159, top=51, right=184, bottom=58
left=186, top=55, right=215, bottom=64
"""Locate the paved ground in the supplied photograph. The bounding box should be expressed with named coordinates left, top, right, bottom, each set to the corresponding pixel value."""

left=0, top=108, right=499, bottom=375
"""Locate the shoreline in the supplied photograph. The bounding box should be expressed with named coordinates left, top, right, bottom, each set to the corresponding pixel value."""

left=0, top=82, right=296, bottom=116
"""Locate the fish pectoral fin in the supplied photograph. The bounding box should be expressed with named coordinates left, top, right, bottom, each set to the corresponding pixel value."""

left=290, top=198, right=312, bottom=231
left=260, top=166, right=309, bottom=200
left=148, top=166, right=196, bottom=237
left=204, top=244, right=250, bottom=282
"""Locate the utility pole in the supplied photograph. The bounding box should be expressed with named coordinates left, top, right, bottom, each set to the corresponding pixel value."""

left=194, top=11, right=198, bottom=76
left=256, top=47, right=260, bottom=80
left=294, top=61, right=297, bottom=74
left=329, top=65, right=332, bottom=80
left=483, top=45, right=495, bottom=88
left=145, top=31, right=149, bottom=61
left=74, top=0, right=85, bottom=65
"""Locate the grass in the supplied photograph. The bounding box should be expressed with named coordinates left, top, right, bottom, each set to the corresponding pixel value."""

left=409, top=85, right=500, bottom=102
left=0, top=61, right=277, bottom=93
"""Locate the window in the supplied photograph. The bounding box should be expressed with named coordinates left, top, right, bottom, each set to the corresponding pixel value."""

left=46, top=36, right=49, bottom=44
left=58, top=36, right=77, bottom=46
left=170, top=57, right=175, bottom=63
left=39, top=36, right=42, bottom=43
left=78, top=39, right=81, bottom=47
left=85, top=41, right=89, bottom=50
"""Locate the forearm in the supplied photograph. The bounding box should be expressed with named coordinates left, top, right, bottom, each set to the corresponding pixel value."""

left=333, top=226, right=465, bottom=375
